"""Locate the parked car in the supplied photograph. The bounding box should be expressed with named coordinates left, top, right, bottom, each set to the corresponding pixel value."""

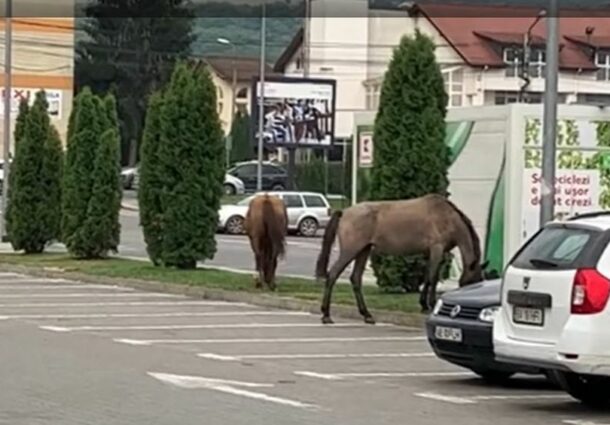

left=223, top=173, right=246, bottom=196
left=121, top=167, right=138, bottom=190
left=218, top=191, right=332, bottom=237
left=227, top=161, right=288, bottom=193
left=494, top=211, right=610, bottom=407
left=426, top=278, right=543, bottom=383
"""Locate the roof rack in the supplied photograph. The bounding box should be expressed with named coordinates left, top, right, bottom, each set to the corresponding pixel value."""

left=566, top=211, right=610, bottom=221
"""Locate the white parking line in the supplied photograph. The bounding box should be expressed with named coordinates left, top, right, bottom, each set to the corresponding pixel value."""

left=198, top=352, right=434, bottom=361
left=40, top=322, right=392, bottom=332
left=0, top=292, right=181, bottom=299
left=149, top=372, right=319, bottom=411
left=0, top=311, right=312, bottom=320
left=295, top=371, right=472, bottom=380
left=0, top=285, right=135, bottom=291
left=0, top=301, right=251, bottom=308
left=415, top=392, right=571, bottom=405
left=563, top=420, right=610, bottom=425
left=116, top=336, right=426, bottom=346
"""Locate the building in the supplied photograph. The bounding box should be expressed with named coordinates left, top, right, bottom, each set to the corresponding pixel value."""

left=274, top=0, right=610, bottom=151
left=204, top=55, right=274, bottom=135
left=0, top=18, right=75, bottom=154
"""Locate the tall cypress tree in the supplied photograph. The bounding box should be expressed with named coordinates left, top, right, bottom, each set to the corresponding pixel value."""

left=6, top=100, right=30, bottom=238
left=229, top=111, right=253, bottom=164
left=369, top=31, right=450, bottom=292
left=7, top=91, right=63, bottom=253
left=139, top=91, right=165, bottom=265
left=157, top=63, right=225, bottom=268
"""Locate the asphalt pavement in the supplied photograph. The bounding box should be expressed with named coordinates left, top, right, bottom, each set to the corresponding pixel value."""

left=1, top=272, right=608, bottom=425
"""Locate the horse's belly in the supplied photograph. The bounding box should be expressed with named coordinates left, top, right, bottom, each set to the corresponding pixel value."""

left=372, top=234, right=429, bottom=256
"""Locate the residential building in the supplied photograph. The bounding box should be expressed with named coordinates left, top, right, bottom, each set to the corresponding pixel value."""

left=204, top=55, right=274, bottom=135
left=0, top=18, right=75, bottom=154
left=274, top=0, right=610, bottom=155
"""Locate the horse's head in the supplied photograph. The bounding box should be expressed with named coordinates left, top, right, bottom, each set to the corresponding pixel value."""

left=459, top=260, right=489, bottom=287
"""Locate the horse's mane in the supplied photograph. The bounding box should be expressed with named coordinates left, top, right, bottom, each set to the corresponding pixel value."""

left=444, top=199, right=481, bottom=267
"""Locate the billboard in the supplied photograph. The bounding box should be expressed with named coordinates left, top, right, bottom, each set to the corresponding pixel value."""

left=251, top=76, right=336, bottom=148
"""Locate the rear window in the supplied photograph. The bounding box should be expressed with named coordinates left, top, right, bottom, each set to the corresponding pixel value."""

left=303, top=195, right=327, bottom=208
left=511, top=226, right=600, bottom=270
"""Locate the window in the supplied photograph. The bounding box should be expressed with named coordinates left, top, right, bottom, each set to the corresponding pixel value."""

left=365, top=84, right=381, bottom=110
left=237, top=88, right=248, bottom=99
left=304, top=195, right=327, bottom=208
left=282, top=194, right=304, bottom=208
left=236, top=103, right=248, bottom=115
left=217, top=102, right=223, bottom=114
left=216, top=86, right=224, bottom=100
left=596, top=50, right=610, bottom=81
left=494, top=91, right=543, bottom=105
left=511, top=226, right=598, bottom=270
left=442, top=67, right=464, bottom=107
left=504, top=47, right=545, bottom=78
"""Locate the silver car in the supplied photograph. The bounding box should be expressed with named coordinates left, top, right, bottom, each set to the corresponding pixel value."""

left=217, top=191, right=333, bottom=237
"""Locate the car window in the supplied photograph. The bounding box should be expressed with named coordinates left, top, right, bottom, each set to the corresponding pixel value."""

left=303, top=195, right=327, bottom=208
left=235, top=164, right=256, bottom=176
left=263, top=165, right=279, bottom=175
left=511, top=226, right=598, bottom=270
left=283, top=194, right=304, bottom=208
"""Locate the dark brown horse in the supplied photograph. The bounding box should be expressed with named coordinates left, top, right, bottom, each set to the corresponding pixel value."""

left=315, top=194, right=486, bottom=324
left=245, top=194, right=288, bottom=290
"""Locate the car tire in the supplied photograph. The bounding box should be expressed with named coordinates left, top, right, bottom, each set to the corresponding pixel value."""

left=224, top=183, right=237, bottom=196
left=225, top=215, right=245, bottom=235
left=298, top=217, right=318, bottom=237
left=554, top=371, right=610, bottom=408
left=271, top=183, right=285, bottom=191
left=473, top=370, right=515, bottom=384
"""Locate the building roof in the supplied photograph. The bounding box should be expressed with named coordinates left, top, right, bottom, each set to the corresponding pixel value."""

left=204, top=55, right=275, bottom=82
left=411, top=3, right=610, bottom=71
left=274, top=2, right=610, bottom=73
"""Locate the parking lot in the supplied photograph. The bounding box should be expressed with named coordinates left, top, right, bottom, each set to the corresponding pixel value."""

left=0, top=272, right=608, bottom=425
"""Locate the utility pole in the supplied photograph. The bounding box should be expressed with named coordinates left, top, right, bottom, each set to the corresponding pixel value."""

left=256, top=1, right=266, bottom=191
left=1, top=0, right=12, bottom=242
left=540, top=0, right=559, bottom=226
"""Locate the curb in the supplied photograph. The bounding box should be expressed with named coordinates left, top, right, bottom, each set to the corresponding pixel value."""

left=0, top=263, right=426, bottom=329
left=121, top=203, right=139, bottom=212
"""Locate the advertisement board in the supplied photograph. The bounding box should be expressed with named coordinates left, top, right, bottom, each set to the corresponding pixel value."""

left=251, top=76, right=336, bottom=148
left=0, top=88, right=62, bottom=119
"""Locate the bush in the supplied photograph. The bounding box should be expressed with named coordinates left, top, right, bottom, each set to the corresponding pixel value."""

left=138, top=91, right=165, bottom=265
left=156, top=62, right=225, bottom=268
left=7, top=91, right=63, bottom=253
left=295, top=156, right=325, bottom=193
left=369, top=31, right=450, bottom=292
left=5, top=99, right=30, bottom=236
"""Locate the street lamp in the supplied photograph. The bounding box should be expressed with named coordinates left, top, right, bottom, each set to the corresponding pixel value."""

left=257, top=2, right=266, bottom=191
left=519, top=10, right=546, bottom=102
left=217, top=37, right=237, bottom=168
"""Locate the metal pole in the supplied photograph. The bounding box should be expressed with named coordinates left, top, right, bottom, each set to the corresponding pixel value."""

left=540, top=0, right=559, bottom=226
left=229, top=45, right=236, bottom=168
left=1, top=0, right=12, bottom=241
left=256, top=1, right=266, bottom=191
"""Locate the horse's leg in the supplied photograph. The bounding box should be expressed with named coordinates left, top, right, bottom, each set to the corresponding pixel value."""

left=321, top=250, right=358, bottom=325
left=425, top=245, right=445, bottom=312
left=268, top=256, right=278, bottom=292
left=254, top=252, right=264, bottom=289
left=350, top=246, right=374, bottom=324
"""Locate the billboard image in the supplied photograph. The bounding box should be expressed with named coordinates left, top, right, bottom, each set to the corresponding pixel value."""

left=251, top=76, right=336, bottom=148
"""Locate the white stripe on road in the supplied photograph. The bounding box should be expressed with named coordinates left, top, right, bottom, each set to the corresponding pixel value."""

left=116, top=336, right=425, bottom=346
left=295, top=371, right=472, bottom=380
left=0, top=285, right=134, bottom=291
left=0, top=278, right=72, bottom=284
left=0, top=311, right=312, bottom=320
left=198, top=352, right=434, bottom=361
left=148, top=372, right=319, bottom=411
left=0, top=301, right=250, bottom=308
left=563, top=420, right=610, bottom=425
left=415, top=392, right=571, bottom=405
left=0, top=292, right=181, bottom=299
left=40, top=322, right=392, bottom=332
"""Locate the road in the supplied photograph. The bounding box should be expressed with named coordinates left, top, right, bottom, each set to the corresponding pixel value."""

left=119, top=191, right=368, bottom=282
left=1, top=272, right=608, bottom=425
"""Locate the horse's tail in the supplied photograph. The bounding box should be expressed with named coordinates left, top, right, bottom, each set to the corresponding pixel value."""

left=444, top=199, right=481, bottom=269
left=262, top=196, right=287, bottom=262
left=315, top=210, right=342, bottom=280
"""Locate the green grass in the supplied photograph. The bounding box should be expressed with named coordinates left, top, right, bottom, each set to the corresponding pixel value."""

left=0, top=253, right=420, bottom=314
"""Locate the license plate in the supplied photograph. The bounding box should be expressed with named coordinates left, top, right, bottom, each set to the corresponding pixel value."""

left=435, top=326, right=463, bottom=342
left=513, top=306, right=544, bottom=326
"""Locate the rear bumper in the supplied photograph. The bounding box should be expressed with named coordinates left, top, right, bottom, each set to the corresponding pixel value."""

left=426, top=315, right=537, bottom=374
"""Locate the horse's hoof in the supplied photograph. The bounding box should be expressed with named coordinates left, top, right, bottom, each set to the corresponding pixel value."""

left=321, top=316, right=334, bottom=325
left=364, top=315, right=376, bottom=325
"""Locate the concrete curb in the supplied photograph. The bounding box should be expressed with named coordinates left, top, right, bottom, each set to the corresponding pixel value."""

left=0, top=263, right=426, bottom=329
left=121, top=203, right=139, bottom=212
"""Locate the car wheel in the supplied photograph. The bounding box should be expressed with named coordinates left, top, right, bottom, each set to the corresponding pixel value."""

left=224, top=183, right=236, bottom=196
left=473, top=370, right=515, bottom=384
left=298, top=217, right=318, bottom=237
left=225, top=215, right=245, bottom=235
left=554, top=371, right=610, bottom=408
left=271, top=183, right=285, bottom=191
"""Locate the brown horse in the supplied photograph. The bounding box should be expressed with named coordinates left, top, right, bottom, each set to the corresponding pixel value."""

left=245, top=194, right=288, bottom=290
left=315, top=194, right=487, bottom=324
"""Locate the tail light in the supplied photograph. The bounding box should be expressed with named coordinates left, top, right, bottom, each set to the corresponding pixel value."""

left=571, top=269, right=610, bottom=314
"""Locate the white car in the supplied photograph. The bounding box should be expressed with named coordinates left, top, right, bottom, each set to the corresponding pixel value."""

left=223, top=173, right=245, bottom=196
left=217, top=191, right=332, bottom=237
left=494, top=211, right=610, bottom=407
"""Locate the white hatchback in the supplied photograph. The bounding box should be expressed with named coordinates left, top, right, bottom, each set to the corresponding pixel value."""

left=494, top=212, right=610, bottom=407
